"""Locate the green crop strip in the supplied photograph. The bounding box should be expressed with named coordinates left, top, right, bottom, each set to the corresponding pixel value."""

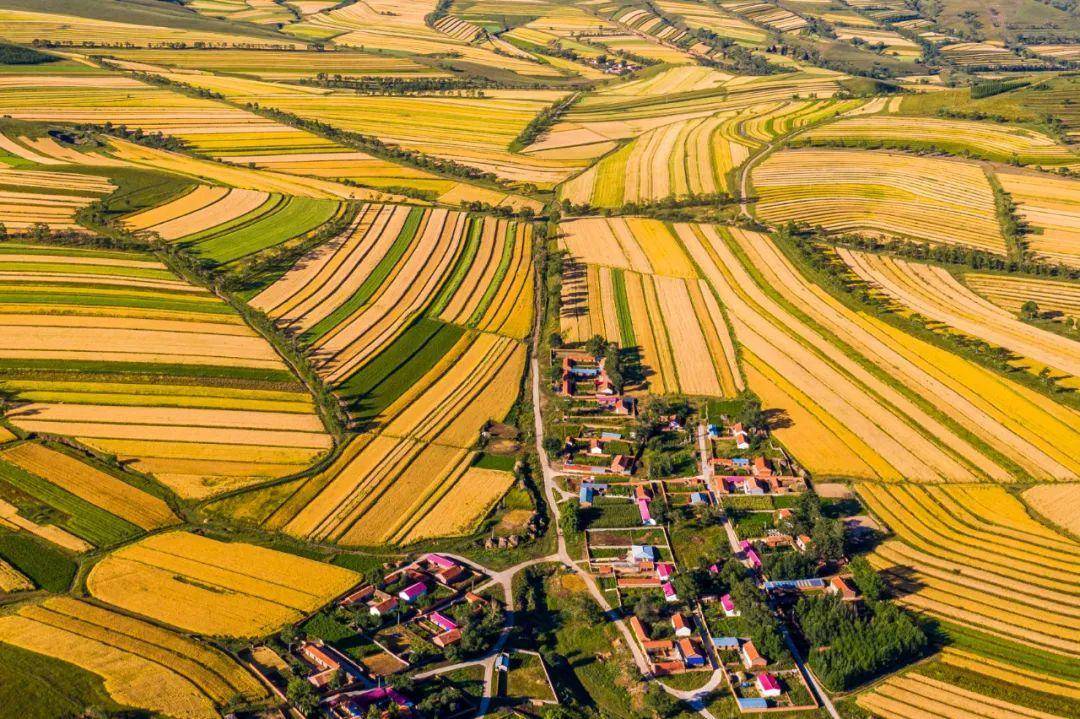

left=610, top=268, right=635, bottom=345
left=468, top=221, right=517, bottom=326
left=427, top=215, right=482, bottom=317
left=302, top=206, right=425, bottom=344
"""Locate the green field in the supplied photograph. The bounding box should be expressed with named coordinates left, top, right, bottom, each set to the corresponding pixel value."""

left=335, top=318, right=466, bottom=423
left=0, top=641, right=126, bottom=719
left=0, top=528, right=77, bottom=592
left=0, top=457, right=142, bottom=547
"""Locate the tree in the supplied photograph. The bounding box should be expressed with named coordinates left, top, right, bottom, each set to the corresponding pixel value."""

left=584, top=334, right=608, bottom=358
left=285, top=676, right=318, bottom=714
left=849, top=556, right=886, bottom=602
left=1020, top=300, right=1040, bottom=319
left=643, top=684, right=681, bottom=718
left=634, top=594, right=661, bottom=624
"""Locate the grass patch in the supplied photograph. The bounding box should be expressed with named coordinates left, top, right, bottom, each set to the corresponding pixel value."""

left=917, top=661, right=1077, bottom=718
left=335, top=318, right=465, bottom=423
left=0, top=641, right=125, bottom=719
left=302, top=206, right=423, bottom=343
left=0, top=527, right=77, bottom=592
left=0, top=458, right=142, bottom=547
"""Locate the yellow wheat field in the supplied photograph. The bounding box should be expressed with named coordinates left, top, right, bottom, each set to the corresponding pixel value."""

left=679, top=224, right=1080, bottom=481
left=940, top=648, right=1080, bottom=700
left=397, top=466, right=516, bottom=544
left=839, top=249, right=1080, bottom=380
left=0, top=597, right=268, bottom=718
left=0, top=442, right=178, bottom=530
left=996, top=170, right=1080, bottom=267
left=753, top=149, right=1007, bottom=253
left=86, top=531, right=359, bottom=637
left=1022, top=484, right=1080, bottom=535
left=0, top=559, right=32, bottom=592
left=859, top=672, right=1070, bottom=719
left=964, top=274, right=1080, bottom=320
left=859, top=483, right=1080, bottom=656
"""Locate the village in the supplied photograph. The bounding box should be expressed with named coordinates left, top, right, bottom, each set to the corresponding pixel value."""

left=239, top=343, right=887, bottom=718
left=549, top=344, right=879, bottom=713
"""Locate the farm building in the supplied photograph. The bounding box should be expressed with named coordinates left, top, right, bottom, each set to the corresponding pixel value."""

left=741, top=640, right=767, bottom=670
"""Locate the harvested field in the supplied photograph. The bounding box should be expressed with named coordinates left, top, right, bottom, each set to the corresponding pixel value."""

left=0, top=242, right=330, bottom=498
left=0, top=558, right=32, bottom=592
left=797, top=115, right=1079, bottom=165
left=0, top=597, right=269, bottom=718
left=995, top=171, right=1080, bottom=267
left=839, top=249, right=1080, bottom=379
left=964, top=274, right=1080, bottom=321
left=752, top=149, right=1007, bottom=253
left=859, top=483, right=1080, bottom=656
left=397, top=466, right=515, bottom=544
left=266, top=328, right=525, bottom=545
left=858, top=672, right=1071, bottom=719
left=86, top=531, right=359, bottom=637
left=0, top=442, right=178, bottom=531
left=679, top=225, right=1080, bottom=481
left=1023, top=484, right=1080, bottom=535
left=558, top=259, right=742, bottom=396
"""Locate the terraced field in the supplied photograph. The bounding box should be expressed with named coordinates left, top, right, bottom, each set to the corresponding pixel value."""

left=797, top=115, right=1079, bottom=166
left=252, top=203, right=532, bottom=389
left=0, top=242, right=330, bottom=498
left=859, top=483, right=1080, bottom=657
left=839, top=250, right=1080, bottom=380
left=678, top=226, right=1080, bottom=481
left=752, top=149, right=1008, bottom=253
left=995, top=170, right=1080, bottom=267
left=0, top=597, right=269, bottom=718
left=0, top=168, right=113, bottom=230
left=964, top=274, right=1080, bottom=321
left=0, top=74, right=533, bottom=208
left=562, top=99, right=862, bottom=205
left=159, top=70, right=583, bottom=188
left=559, top=255, right=742, bottom=397
left=262, top=329, right=526, bottom=546
left=86, top=531, right=359, bottom=637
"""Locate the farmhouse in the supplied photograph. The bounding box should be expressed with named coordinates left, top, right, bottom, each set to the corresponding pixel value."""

left=828, top=575, right=860, bottom=602
left=678, top=638, right=706, bottom=668
left=398, top=582, right=428, bottom=603
left=662, top=582, right=678, bottom=602
left=756, top=672, right=782, bottom=698
left=672, top=613, right=692, bottom=637
left=741, top=640, right=767, bottom=670
left=720, top=594, right=740, bottom=617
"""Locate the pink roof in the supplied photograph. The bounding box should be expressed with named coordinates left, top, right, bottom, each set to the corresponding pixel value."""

left=430, top=611, right=458, bottom=632
left=400, top=581, right=427, bottom=600
left=746, top=549, right=761, bottom=568
left=720, top=594, right=735, bottom=611
left=656, top=563, right=675, bottom=579
left=739, top=540, right=752, bottom=552
left=426, top=553, right=458, bottom=570
left=757, top=673, right=780, bottom=692
left=708, top=563, right=719, bottom=574
left=638, top=498, right=652, bottom=522
left=662, top=582, right=677, bottom=598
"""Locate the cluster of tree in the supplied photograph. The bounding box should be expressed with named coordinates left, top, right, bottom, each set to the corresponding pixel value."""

left=780, top=221, right=1079, bottom=281
left=774, top=492, right=847, bottom=564
left=0, top=221, right=142, bottom=252
left=582, top=334, right=626, bottom=392
left=797, top=592, right=927, bottom=690
left=511, top=92, right=580, bottom=152
left=970, top=78, right=1031, bottom=99
left=693, top=32, right=790, bottom=76
left=85, top=121, right=189, bottom=152
left=302, top=74, right=502, bottom=95
left=0, top=41, right=59, bottom=65
left=558, top=192, right=735, bottom=219
left=34, top=40, right=301, bottom=50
